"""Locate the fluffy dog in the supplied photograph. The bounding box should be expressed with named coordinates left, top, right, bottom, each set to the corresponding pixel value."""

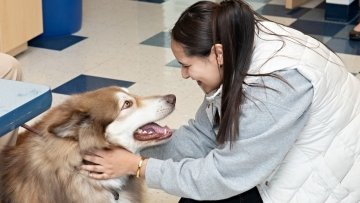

left=0, top=86, right=176, bottom=203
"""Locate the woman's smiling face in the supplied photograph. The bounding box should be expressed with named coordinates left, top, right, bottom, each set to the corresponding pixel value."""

left=171, top=39, right=223, bottom=94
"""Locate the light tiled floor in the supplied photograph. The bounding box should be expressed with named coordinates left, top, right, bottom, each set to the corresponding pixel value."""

left=14, top=0, right=360, bottom=202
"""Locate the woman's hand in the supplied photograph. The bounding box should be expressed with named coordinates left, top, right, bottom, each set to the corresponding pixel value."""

left=81, top=147, right=142, bottom=180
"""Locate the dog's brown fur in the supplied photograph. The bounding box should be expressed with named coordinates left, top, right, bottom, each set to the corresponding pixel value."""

left=0, top=86, right=175, bottom=203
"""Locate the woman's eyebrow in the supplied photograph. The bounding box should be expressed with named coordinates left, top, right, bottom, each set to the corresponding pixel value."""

left=177, top=61, right=190, bottom=66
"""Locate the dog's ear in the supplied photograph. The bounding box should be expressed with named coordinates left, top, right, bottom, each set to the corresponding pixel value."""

left=47, top=105, right=90, bottom=139
left=46, top=101, right=110, bottom=152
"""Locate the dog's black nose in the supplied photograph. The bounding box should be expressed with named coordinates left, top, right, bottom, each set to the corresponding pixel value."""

left=165, top=94, right=176, bottom=105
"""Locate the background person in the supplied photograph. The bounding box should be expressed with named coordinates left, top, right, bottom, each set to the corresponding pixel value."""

left=350, top=22, right=360, bottom=40
left=0, top=53, right=23, bottom=149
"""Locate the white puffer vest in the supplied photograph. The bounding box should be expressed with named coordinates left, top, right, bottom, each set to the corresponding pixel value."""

left=250, top=22, right=360, bottom=203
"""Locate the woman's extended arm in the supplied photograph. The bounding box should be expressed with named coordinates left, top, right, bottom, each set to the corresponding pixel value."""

left=143, top=69, right=314, bottom=200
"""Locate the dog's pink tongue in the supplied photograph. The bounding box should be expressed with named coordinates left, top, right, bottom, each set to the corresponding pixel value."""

left=134, top=122, right=172, bottom=141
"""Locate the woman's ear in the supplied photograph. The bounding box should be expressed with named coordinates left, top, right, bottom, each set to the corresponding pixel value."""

left=212, top=43, right=223, bottom=66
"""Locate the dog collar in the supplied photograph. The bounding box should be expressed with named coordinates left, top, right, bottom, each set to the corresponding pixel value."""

left=110, top=188, right=119, bottom=200
left=21, top=123, right=41, bottom=135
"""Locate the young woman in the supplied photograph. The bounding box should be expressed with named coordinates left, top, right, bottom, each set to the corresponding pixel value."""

left=81, top=0, right=360, bottom=202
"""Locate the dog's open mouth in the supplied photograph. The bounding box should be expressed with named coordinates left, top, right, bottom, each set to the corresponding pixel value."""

left=134, top=122, right=172, bottom=141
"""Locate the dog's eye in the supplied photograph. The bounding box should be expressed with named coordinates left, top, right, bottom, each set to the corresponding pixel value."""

left=122, top=100, right=133, bottom=110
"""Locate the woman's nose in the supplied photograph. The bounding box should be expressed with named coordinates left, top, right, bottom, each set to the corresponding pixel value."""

left=181, top=67, right=190, bottom=79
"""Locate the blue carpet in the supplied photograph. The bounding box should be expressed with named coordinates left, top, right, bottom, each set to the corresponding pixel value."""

left=52, top=74, right=135, bottom=95
left=29, top=35, right=87, bottom=51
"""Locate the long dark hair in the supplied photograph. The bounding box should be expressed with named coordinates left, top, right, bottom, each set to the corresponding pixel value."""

left=171, top=0, right=258, bottom=144
left=171, top=0, right=271, bottom=145
left=171, top=0, right=342, bottom=146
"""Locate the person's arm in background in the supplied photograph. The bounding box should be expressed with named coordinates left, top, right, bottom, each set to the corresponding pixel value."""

left=0, top=53, right=23, bottom=148
left=0, top=53, right=22, bottom=81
